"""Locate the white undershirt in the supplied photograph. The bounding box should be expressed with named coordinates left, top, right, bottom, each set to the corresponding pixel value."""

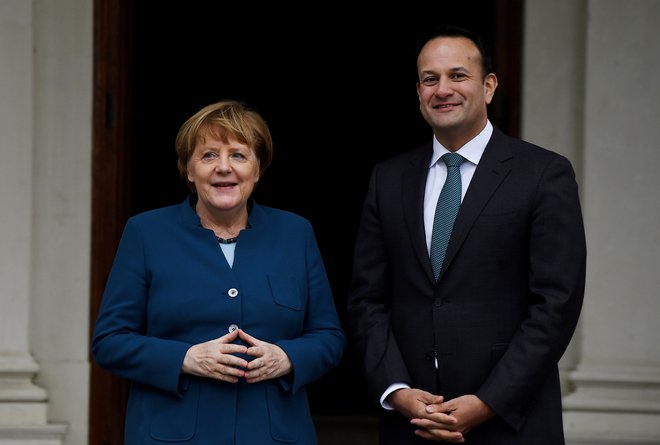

left=219, top=242, right=236, bottom=267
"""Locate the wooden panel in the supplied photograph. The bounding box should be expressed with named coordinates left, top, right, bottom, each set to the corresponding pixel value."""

left=89, top=0, right=132, bottom=444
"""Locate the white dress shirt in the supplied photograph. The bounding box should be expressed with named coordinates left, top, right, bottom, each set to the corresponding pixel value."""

left=380, top=120, right=493, bottom=409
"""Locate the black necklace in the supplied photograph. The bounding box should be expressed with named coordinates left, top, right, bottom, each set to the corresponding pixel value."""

left=215, top=223, right=251, bottom=244
left=216, top=235, right=239, bottom=244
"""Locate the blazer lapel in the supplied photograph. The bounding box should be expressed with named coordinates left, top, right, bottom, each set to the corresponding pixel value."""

left=440, top=129, right=513, bottom=277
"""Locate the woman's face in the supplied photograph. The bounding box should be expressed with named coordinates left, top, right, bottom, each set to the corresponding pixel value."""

left=186, top=129, right=260, bottom=216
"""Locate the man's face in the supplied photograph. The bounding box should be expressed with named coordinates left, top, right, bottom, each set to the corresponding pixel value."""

left=416, top=36, right=497, bottom=149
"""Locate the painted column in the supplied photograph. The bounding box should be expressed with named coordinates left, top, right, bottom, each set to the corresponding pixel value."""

left=523, top=1, right=660, bottom=443
left=559, top=1, right=660, bottom=443
left=521, top=0, right=587, bottom=396
left=0, top=0, right=66, bottom=443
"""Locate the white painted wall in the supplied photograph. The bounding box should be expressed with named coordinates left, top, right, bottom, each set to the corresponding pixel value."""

left=0, top=0, right=92, bottom=443
left=522, top=0, right=660, bottom=443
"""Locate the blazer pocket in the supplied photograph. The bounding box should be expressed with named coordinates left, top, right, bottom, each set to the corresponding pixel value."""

left=266, top=381, right=301, bottom=443
left=267, top=275, right=302, bottom=310
left=148, top=380, right=200, bottom=441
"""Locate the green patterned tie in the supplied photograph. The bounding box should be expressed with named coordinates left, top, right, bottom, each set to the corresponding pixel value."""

left=430, top=153, right=465, bottom=281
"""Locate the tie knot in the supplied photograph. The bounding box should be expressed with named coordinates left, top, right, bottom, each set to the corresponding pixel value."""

left=442, top=152, right=465, bottom=168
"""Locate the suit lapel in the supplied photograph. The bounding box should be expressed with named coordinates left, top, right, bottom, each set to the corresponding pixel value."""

left=439, top=129, right=513, bottom=278
left=401, top=144, right=437, bottom=284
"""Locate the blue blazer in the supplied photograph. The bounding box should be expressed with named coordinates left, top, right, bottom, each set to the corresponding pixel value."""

left=92, top=196, right=346, bottom=445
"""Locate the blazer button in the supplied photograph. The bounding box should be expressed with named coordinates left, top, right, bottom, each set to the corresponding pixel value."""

left=228, top=288, right=239, bottom=298
left=228, top=324, right=239, bottom=333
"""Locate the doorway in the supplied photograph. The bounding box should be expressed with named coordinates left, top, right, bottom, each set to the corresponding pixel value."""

left=90, top=2, right=522, bottom=443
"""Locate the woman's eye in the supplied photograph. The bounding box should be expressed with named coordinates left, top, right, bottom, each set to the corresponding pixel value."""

left=201, top=151, right=216, bottom=160
left=231, top=152, right=247, bottom=160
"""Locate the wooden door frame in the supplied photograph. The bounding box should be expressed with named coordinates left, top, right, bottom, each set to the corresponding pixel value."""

left=89, top=0, right=132, bottom=443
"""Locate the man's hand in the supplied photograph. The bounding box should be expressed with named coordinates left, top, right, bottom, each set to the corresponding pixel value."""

left=411, top=394, right=495, bottom=441
left=387, top=388, right=465, bottom=442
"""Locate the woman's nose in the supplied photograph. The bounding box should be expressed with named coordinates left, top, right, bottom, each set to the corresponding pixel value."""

left=214, top=156, right=232, bottom=173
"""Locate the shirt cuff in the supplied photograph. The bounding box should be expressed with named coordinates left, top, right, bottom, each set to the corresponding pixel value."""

left=380, top=382, right=411, bottom=410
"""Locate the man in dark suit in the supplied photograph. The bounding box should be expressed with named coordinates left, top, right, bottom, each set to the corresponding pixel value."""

left=346, top=24, right=586, bottom=444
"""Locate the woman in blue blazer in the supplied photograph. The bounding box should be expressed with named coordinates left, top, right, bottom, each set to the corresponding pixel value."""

left=92, top=100, right=346, bottom=444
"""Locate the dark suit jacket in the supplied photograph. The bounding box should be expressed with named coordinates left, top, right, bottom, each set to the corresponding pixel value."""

left=92, top=196, right=346, bottom=445
left=347, top=127, right=586, bottom=444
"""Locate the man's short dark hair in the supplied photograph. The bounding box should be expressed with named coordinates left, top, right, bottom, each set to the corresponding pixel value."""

left=416, top=24, right=493, bottom=76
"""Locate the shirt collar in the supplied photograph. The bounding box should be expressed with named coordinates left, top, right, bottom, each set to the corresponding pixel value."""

left=429, top=120, right=493, bottom=168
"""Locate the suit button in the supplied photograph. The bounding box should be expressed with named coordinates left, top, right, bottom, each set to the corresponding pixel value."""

left=228, top=288, right=239, bottom=298
left=228, top=324, right=239, bottom=333
left=434, top=299, right=443, bottom=307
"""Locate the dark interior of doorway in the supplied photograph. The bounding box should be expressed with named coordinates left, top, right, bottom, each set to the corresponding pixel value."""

left=128, top=2, right=520, bottom=419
